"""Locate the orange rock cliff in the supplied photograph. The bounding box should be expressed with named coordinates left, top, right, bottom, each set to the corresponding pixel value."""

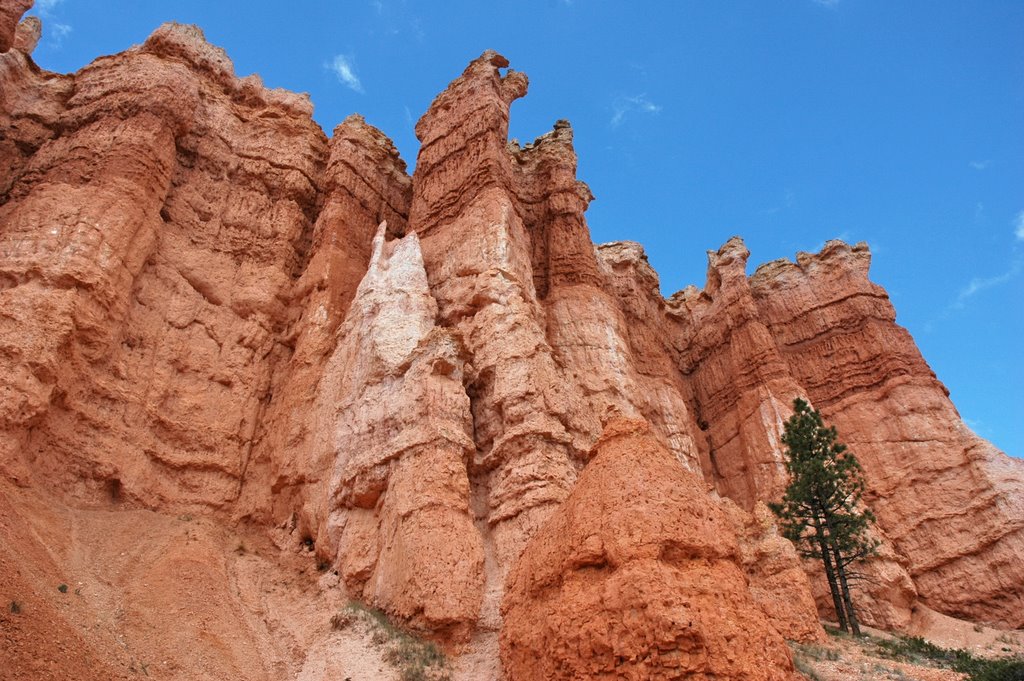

left=1, top=3, right=1022, bottom=679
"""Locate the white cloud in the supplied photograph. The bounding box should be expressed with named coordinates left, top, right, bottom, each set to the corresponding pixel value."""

left=31, top=0, right=71, bottom=46
left=328, top=55, right=364, bottom=93
left=610, top=94, right=662, bottom=127
left=1015, top=210, right=1024, bottom=241
left=953, top=260, right=1022, bottom=309
left=51, top=23, right=72, bottom=38
left=35, top=0, right=63, bottom=16
left=48, top=22, right=72, bottom=48
left=969, top=160, right=991, bottom=171
left=813, top=0, right=840, bottom=7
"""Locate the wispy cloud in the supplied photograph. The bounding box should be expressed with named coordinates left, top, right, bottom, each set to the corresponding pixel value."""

left=32, top=0, right=72, bottom=48
left=327, top=55, right=364, bottom=93
left=764, top=189, right=795, bottom=215
left=931, top=219, right=1024, bottom=321
left=962, top=416, right=993, bottom=438
left=35, top=0, right=63, bottom=16
left=49, top=22, right=72, bottom=47
left=610, top=94, right=662, bottom=128
left=812, top=0, right=841, bottom=8
left=368, top=0, right=426, bottom=41
left=953, top=261, right=1022, bottom=309
left=969, top=160, right=991, bottom=171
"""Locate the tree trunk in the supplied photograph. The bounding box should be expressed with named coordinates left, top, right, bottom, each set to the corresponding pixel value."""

left=833, top=547, right=861, bottom=636
left=813, top=515, right=847, bottom=631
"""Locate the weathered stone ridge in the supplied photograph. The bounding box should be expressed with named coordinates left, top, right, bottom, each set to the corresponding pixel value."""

left=2, top=2, right=1023, bottom=678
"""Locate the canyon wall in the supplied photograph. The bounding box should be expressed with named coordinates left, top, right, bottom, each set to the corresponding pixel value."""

left=2, top=3, right=1022, bottom=678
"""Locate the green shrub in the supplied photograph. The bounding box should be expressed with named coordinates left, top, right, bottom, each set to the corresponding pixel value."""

left=874, top=635, right=1024, bottom=681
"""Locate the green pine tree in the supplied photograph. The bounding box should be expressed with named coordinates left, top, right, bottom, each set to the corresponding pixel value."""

left=769, top=398, right=879, bottom=635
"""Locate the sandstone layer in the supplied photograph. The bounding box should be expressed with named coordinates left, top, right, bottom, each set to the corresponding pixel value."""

left=2, top=1, right=1023, bottom=679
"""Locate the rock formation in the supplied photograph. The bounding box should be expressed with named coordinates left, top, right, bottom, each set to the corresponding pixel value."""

left=721, top=499, right=826, bottom=643
left=748, top=242, right=1024, bottom=627
left=0, top=0, right=30, bottom=53
left=2, top=1, right=1023, bottom=678
left=501, top=419, right=803, bottom=681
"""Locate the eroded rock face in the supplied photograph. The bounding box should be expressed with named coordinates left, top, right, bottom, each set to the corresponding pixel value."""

left=310, top=224, right=484, bottom=640
left=721, top=500, right=825, bottom=643
left=501, top=419, right=800, bottom=681
left=12, top=14, right=37, bottom=53
left=666, top=237, right=803, bottom=505
left=749, top=242, right=1024, bottom=627
left=1, top=19, right=330, bottom=513
left=0, top=0, right=31, bottom=53
left=2, top=8, right=1023, bottom=679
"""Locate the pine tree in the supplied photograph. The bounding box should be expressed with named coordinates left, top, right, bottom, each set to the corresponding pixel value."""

left=769, top=398, right=879, bottom=635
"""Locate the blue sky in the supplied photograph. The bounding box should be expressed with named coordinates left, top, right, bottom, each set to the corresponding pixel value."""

left=26, top=1, right=1022, bottom=456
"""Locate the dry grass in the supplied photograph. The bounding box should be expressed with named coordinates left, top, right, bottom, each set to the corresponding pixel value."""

left=331, top=600, right=451, bottom=681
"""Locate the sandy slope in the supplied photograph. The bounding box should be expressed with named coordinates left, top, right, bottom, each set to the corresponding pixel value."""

left=0, top=481, right=397, bottom=681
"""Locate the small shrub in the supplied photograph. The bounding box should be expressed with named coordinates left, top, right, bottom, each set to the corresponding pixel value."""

left=968, top=658, right=1024, bottom=681
left=9, top=600, right=21, bottom=614
left=874, top=635, right=967, bottom=665
left=789, top=641, right=837, bottom=681
left=385, top=637, right=447, bottom=681
left=792, top=654, right=823, bottom=681
left=996, top=633, right=1020, bottom=646
left=791, top=642, right=840, bottom=662
left=332, top=601, right=451, bottom=681
left=57, top=583, right=68, bottom=593
left=330, top=610, right=355, bottom=630
left=873, top=635, right=1024, bottom=681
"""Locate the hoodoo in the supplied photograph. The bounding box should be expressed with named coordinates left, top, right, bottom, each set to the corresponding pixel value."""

left=1, top=2, right=1021, bottom=679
